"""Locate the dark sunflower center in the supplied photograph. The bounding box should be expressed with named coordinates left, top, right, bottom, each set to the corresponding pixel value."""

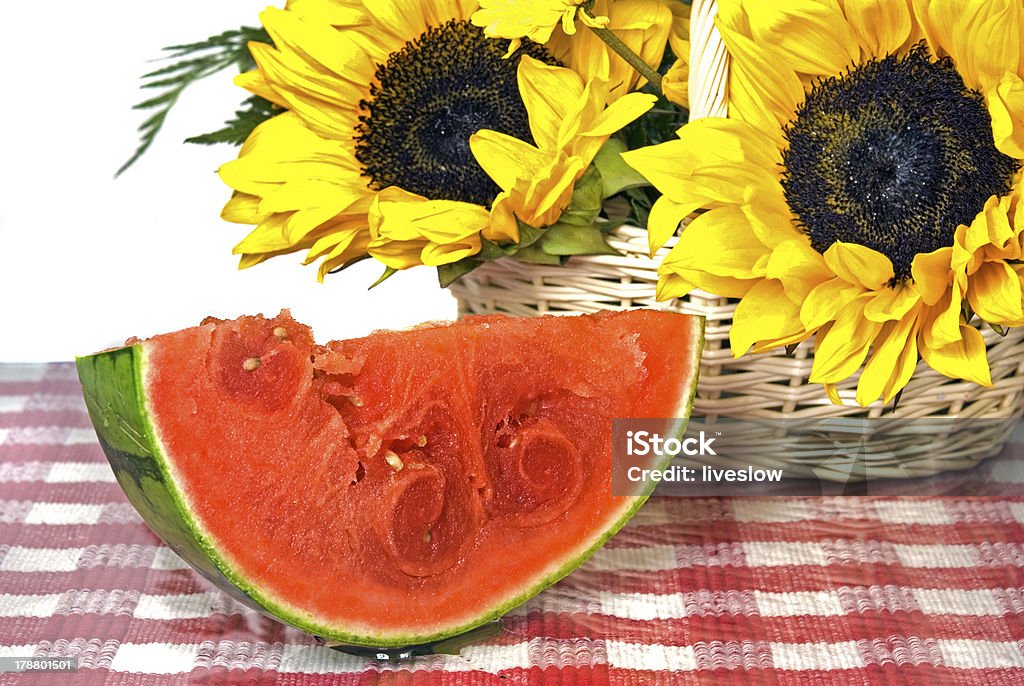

left=355, top=20, right=558, bottom=207
left=782, top=44, right=1020, bottom=282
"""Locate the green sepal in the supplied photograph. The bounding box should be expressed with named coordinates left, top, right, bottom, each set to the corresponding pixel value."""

left=369, top=266, right=399, bottom=289
left=557, top=166, right=604, bottom=226
left=515, top=243, right=565, bottom=265
left=437, top=260, right=482, bottom=288
left=593, top=138, right=650, bottom=198
left=539, top=223, right=619, bottom=256
left=437, top=222, right=550, bottom=287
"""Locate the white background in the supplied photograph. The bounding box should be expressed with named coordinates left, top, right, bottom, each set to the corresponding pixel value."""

left=0, top=1, right=456, bottom=362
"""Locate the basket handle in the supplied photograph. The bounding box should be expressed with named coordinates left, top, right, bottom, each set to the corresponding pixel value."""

left=687, top=0, right=729, bottom=120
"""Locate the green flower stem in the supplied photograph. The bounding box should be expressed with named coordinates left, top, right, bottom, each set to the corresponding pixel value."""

left=582, top=10, right=663, bottom=95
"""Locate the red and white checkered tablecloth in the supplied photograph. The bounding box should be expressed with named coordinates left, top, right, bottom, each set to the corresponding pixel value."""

left=1, top=362, right=1023, bottom=685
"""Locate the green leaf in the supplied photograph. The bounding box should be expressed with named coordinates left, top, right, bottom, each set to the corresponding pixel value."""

left=186, top=96, right=281, bottom=146
left=593, top=138, right=650, bottom=198
left=558, top=165, right=604, bottom=226
left=118, top=26, right=272, bottom=176
left=539, top=223, right=619, bottom=256
left=625, top=186, right=654, bottom=229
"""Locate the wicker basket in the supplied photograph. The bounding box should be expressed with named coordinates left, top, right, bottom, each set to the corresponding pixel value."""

left=449, top=0, right=1024, bottom=478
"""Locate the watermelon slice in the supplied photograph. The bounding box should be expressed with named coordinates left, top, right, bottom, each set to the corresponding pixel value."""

left=76, top=310, right=702, bottom=649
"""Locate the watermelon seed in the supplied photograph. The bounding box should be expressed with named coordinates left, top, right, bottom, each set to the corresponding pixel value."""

left=273, top=326, right=289, bottom=340
left=242, top=357, right=261, bottom=371
left=423, top=528, right=432, bottom=544
left=385, top=450, right=404, bottom=471
left=347, top=395, right=365, bottom=407
left=416, top=434, right=428, bottom=447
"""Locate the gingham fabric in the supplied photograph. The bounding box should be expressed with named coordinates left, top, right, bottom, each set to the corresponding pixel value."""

left=1, top=363, right=1023, bottom=685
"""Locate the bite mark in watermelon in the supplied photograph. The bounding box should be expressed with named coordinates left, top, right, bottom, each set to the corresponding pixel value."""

left=76, top=310, right=703, bottom=647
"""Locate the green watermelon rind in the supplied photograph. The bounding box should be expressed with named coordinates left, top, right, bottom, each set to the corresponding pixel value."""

left=76, top=315, right=704, bottom=648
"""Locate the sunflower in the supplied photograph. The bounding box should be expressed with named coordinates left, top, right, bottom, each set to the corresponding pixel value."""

left=622, top=0, right=1024, bottom=407
left=219, top=0, right=656, bottom=279
left=473, top=0, right=674, bottom=101
left=470, top=0, right=611, bottom=57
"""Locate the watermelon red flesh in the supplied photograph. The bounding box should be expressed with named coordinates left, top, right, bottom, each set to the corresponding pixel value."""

left=79, top=309, right=702, bottom=646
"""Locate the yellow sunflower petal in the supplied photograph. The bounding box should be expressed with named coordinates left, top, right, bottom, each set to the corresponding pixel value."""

left=988, top=73, right=1024, bottom=159
left=965, top=196, right=1010, bottom=254
left=913, top=0, right=1023, bottom=90
left=233, top=214, right=294, bottom=254
left=667, top=206, right=772, bottom=280
left=281, top=205, right=347, bottom=245
left=823, top=242, right=895, bottom=290
left=420, top=238, right=483, bottom=266
left=582, top=92, right=657, bottom=138
left=824, top=382, right=843, bottom=406
left=800, top=277, right=863, bottom=330
left=470, top=0, right=568, bottom=45
left=656, top=271, right=697, bottom=301
left=856, top=305, right=921, bottom=406
left=962, top=1, right=1023, bottom=90
left=304, top=219, right=368, bottom=263
left=717, top=29, right=804, bottom=145
left=316, top=231, right=373, bottom=281
left=919, top=323, right=992, bottom=386
left=285, top=0, right=365, bottom=26
left=863, top=284, right=921, bottom=323
left=730, top=280, right=805, bottom=356
left=471, top=129, right=547, bottom=191
left=515, top=153, right=586, bottom=227
left=922, top=282, right=965, bottom=350
left=765, top=238, right=832, bottom=302
left=674, top=117, right=782, bottom=170
left=647, top=196, right=700, bottom=256
left=485, top=191, right=521, bottom=243
left=221, top=192, right=268, bottom=224
left=809, top=298, right=882, bottom=384
left=968, top=260, right=1024, bottom=323
left=259, top=179, right=365, bottom=216
left=741, top=188, right=803, bottom=248
left=741, top=0, right=859, bottom=76
left=367, top=238, right=431, bottom=270
left=841, top=0, right=913, bottom=57
left=238, top=253, right=273, bottom=270
left=516, top=56, right=584, bottom=151
left=658, top=267, right=756, bottom=300
left=881, top=326, right=922, bottom=404
left=368, top=187, right=490, bottom=243
left=750, top=328, right=815, bottom=354
left=911, top=248, right=954, bottom=306
left=235, top=70, right=289, bottom=109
